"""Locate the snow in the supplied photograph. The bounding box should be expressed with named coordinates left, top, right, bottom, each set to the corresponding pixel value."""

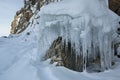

left=0, top=0, right=120, bottom=80
left=40, top=0, right=114, bottom=17
left=0, top=35, right=39, bottom=80
left=0, top=38, right=120, bottom=80
left=0, top=36, right=120, bottom=80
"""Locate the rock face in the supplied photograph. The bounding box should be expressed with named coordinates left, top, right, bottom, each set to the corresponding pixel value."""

left=109, top=0, right=120, bottom=16
left=10, top=0, right=61, bottom=34
left=44, top=37, right=83, bottom=72
left=11, top=0, right=34, bottom=34
left=44, top=37, right=102, bottom=72
left=11, top=8, right=33, bottom=34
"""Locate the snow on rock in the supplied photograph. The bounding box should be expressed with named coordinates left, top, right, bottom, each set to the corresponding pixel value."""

left=40, top=0, right=115, bottom=17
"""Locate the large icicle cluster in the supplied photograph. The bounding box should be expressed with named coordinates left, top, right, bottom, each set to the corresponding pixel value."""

left=36, top=0, right=119, bottom=71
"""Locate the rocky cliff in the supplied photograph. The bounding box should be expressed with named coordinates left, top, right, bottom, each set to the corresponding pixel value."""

left=10, top=0, right=61, bottom=34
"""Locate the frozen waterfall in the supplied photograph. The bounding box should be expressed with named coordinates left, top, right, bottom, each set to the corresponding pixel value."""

left=35, top=0, right=119, bottom=71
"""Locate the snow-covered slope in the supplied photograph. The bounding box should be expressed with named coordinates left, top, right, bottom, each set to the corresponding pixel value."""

left=0, top=35, right=39, bottom=80
left=0, top=0, right=120, bottom=80
left=0, top=36, right=120, bottom=80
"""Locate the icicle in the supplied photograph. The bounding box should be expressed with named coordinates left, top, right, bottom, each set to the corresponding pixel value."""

left=38, top=12, right=117, bottom=72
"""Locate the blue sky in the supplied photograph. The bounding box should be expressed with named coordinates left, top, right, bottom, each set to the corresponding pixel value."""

left=0, top=0, right=24, bottom=36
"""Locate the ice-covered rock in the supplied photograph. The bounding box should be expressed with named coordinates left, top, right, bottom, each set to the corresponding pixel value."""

left=38, top=0, right=119, bottom=71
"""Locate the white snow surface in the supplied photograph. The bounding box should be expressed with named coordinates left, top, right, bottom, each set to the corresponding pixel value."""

left=0, top=36, right=120, bottom=80
left=0, top=0, right=120, bottom=80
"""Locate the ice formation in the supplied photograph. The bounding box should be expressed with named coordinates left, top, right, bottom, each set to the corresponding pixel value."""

left=26, top=0, right=119, bottom=71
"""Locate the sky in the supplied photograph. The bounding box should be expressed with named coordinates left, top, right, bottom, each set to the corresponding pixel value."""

left=0, top=0, right=24, bottom=36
